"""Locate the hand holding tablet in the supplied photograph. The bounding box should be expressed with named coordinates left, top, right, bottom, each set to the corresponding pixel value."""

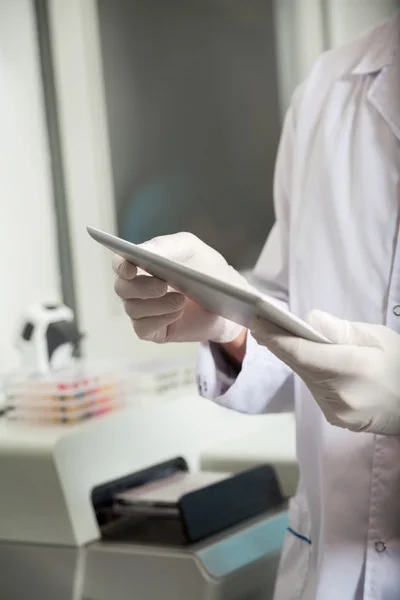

left=93, top=228, right=250, bottom=345
left=87, top=226, right=330, bottom=345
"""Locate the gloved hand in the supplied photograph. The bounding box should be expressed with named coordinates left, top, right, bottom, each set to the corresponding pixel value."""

left=251, top=310, right=400, bottom=436
left=113, top=232, right=246, bottom=344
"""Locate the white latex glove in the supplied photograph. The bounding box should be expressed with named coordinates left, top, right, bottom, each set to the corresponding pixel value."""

left=113, top=232, right=246, bottom=344
left=251, top=310, right=400, bottom=436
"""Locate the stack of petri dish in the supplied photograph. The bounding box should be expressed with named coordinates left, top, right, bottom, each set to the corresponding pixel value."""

left=5, top=360, right=130, bottom=426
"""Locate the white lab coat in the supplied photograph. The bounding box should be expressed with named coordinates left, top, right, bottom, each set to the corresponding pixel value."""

left=198, top=15, right=400, bottom=600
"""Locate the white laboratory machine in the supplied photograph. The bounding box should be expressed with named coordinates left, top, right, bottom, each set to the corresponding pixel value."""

left=16, top=303, right=82, bottom=373
left=0, top=401, right=296, bottom=600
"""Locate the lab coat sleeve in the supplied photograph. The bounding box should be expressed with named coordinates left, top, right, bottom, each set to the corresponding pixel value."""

left=197, top=88, right=301, bottom=414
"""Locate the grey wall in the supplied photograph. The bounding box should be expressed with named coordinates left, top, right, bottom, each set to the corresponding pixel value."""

left=97, top=0, right=282, bottom=269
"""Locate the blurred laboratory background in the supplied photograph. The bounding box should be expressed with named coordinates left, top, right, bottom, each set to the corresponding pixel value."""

left=1, top=0, right=399, bottom=366
left=98, top=0, right=282, bottom=270
left=1, top=3, right=400, bottom=599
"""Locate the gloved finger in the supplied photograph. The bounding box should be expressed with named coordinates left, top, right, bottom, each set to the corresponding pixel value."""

left=133, top=310, right=184, bottom=342
left=250, top=317, right=307, bottom=369
left=266, top=332, right=373, bottom=379
left=112, top=255, right=138, bottom=280
left=249, top=317, right=310, bottom=366
left=114, top=274, right=168, bottom=300
left=306, top=310, right=376, bottom=346
left=251, top=316, right=355, bottom=375
left=123, top=293, right=185, bottom=319
left=249, top=316, right=286, bottom=342
left=262, top=332, right=306, bottom=369
left=141, top=232, right=211, bottom=265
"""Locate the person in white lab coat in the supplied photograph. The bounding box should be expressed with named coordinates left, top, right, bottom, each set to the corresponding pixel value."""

left=113, top=15, right=400, bottom=600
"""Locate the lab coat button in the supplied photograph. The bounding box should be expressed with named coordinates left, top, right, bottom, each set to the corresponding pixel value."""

left=197, top=378, right=207, bottom=394
left=393, top=305, right=400, bottom=316
left=374, top=541, right=386, bottom=553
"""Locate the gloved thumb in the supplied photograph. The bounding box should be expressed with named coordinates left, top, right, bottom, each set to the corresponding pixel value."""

left=140, top=232, right=205, bottom=265
left=306, top=310, right=362, bottom=345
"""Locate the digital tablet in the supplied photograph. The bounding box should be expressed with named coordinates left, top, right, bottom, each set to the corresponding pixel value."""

left=87, top=226, right=330, bottom=344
